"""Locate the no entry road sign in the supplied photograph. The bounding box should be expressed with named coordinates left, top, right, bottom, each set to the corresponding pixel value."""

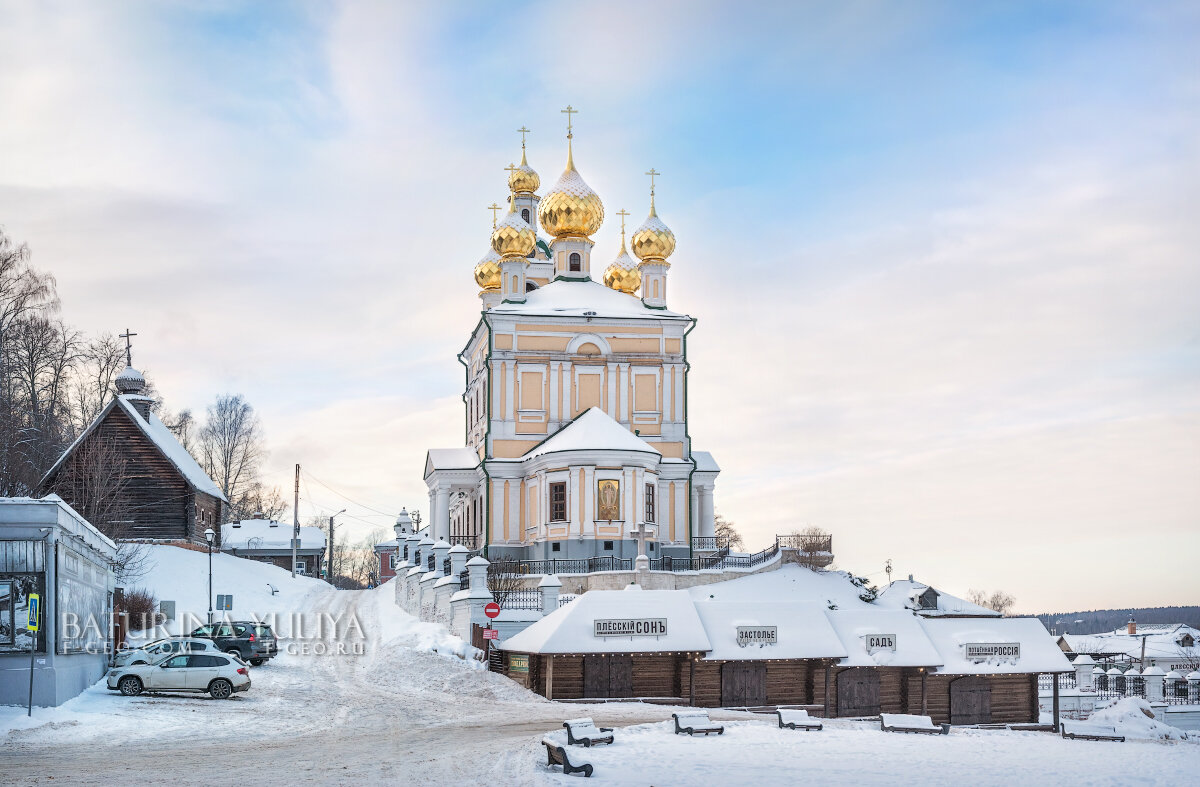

left=482, top=628, right=498, bottom=640
left=484, top=602, right=500, bottom=619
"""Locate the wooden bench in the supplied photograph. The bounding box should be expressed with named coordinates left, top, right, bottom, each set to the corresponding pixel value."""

left=673, top=711, right=724, bottom=736
left=563, top=717, right=614, bottom=747
left=1061, top=721, right=1125, bottom=742
left=542, top=739, right=594, bottom=777
left=880, top=713, right=950, bottom=735
left=777, top=709, right=823, bottom=731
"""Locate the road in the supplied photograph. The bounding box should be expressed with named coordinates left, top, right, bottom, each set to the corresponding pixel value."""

left=1, top=586, right=748, bottom=785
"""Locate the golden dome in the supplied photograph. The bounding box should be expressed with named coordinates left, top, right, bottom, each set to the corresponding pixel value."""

left=491, top=199, right=536, bottom=258
left=603, top=237, right=641, bottom=294
left=631, top=198, right=676, bottom=262
left=474, top=248, right=501, bottom=290
left=538, top=143, right=604, bottom=239
left=508, top=148, right=540, bottom=195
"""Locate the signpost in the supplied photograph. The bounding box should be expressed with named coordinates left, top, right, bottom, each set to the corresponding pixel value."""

left=484, top=602, right=501, bottom=619
left=482, top=628, right=499, bottom=640
left=26, top=593, right=40, bottom=717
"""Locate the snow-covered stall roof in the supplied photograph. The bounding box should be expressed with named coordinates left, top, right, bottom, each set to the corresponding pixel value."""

left=922, top=617, right=1072, bottom=674
left=490, top=279, right=687, bottom=320
left=525, top=408, right=661, bottom=459
left=498, top=588, right=710, bottom=655
left=824, top=609, right=942, bottom=668
left=875, top=578, right=1000, bottom=617
left=688, top=564, right=875, bottom=610
left=694, top=601, right=846, bottom=662
left=221, top=519, right=326, bottom=551
left=1061, top=625, right=1199, bottom=661
left=41, top=395, right=227, bottom=501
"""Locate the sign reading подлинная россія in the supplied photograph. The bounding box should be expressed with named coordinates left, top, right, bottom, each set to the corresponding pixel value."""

left=964, top=643, right=1020, bottom=660
left=593, top=619, right=668, bottom=637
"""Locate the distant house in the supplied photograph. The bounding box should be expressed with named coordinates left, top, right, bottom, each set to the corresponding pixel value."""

left=875, top=576, right=1001, bottom=618
left=39, top=365, right=227, bottom=545
left=221, top=517, right=327, bottom=576
left=1058, top=620, right=1200, bottom=670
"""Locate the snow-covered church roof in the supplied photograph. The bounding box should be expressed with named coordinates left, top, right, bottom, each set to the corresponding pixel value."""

left=524, top=408, right=661, bottom=459
left=42, top=394, right=227, bottom=501
left=489, top=279, right=688, bottom=320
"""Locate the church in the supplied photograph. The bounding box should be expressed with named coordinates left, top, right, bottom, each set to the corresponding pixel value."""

left=423, top=111, right=719, bottom=563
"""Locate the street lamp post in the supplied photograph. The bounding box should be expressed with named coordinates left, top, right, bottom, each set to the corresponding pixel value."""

left=204, top=528, right=215, bottom=624
left=328, top=509, right=346, bottom=587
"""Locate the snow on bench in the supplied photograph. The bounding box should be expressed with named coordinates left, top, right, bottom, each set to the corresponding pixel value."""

left=563, top=717, right=614, bottom=747
left=880, top=714, right=950, bottom=735
left=1060, top=721, right=1125, bottom=743
left=777, top=709, right=823, bottom=731
left=542, top=738, right=594, bottom=777
left=672, top=711, right=724, bottom=736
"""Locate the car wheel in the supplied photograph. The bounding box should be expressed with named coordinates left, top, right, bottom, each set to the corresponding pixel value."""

left=224, top=648, right=242, bottom=658
left=118, top=676, right=143, bottom=696
left=209, top=679, right=233, bottom=699
left=249, top=659, right=264, bottom=666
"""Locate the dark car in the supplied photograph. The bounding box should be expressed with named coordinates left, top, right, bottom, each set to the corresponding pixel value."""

left=190, top=621, right=278, bottom=666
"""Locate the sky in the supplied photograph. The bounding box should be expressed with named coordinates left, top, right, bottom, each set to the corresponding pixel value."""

left=0, top=1, right=1196, bottom=613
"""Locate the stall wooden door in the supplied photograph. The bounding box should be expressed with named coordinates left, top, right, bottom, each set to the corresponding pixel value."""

left=720, top=662, right=767, bottom=707
left=950, top=676, right=992, bottom=725
left=836, top=668, right=881, bottom=717
left=583, top=655, right=634, bottom=698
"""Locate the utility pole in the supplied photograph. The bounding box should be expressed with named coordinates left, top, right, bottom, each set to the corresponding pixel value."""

left=291, top=464, right=299, bottom=578
left=328, top=508, right=345, bottom=587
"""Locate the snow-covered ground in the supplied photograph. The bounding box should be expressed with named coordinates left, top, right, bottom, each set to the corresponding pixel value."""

left=2, top=545, right=1198, bottom=785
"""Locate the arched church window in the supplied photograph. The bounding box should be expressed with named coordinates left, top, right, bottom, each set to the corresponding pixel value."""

left=521, top=208, right=530, bottom=223
left=525, top=281, right=538, bottom=292
left=569, top=253, right=581, bottom=272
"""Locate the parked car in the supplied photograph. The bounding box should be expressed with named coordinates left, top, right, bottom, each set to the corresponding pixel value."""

left=189, top=621, right=278, bottom=666
left=107, top=652, right=251, bottom=699
left=113, top=637, right=221, bottom=667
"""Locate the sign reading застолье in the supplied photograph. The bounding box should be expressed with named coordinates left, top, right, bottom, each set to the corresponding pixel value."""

left=593, top=618, right=668, bottom=637
left=965, top=642, right=1020, bottom=660
left=736, top=626, right=778, bottom=646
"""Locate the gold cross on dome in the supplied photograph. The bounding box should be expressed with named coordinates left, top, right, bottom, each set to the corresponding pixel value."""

left=517, top=126, right=530, bottom=148
left=487, top=203, right=501, bottom=228
left=561, top=105, right=577, bottom=137
left=645, top=168, right=660, bottom=195
left=616, top=209, right=630, bottom=235
left=504, top=162, right=518, bottom=176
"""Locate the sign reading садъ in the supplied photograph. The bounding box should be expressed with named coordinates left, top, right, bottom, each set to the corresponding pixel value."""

left=865, top=634, right=896, bottom=652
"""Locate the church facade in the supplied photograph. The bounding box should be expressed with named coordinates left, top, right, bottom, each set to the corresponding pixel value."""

left=423, top=115, right=719, bottom=562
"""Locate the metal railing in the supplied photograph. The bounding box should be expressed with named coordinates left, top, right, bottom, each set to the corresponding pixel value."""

left=690, top=536, right=730, bottom=552
left=1038, top=673, right=1077, bottom=692
left=777, top=534, right=833, bottom=553
left=427, top=554, right=435, bottom=571
left=459, top=569, right=469, bottom=591
left=442, top=557, right=451, bottom=575
left=449, top=534, right=480, bottom=549
left=498, top=588, right=541, bottom=610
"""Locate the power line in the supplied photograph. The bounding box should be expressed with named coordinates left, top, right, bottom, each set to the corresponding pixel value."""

left=302, top=469, right=399, bottom=518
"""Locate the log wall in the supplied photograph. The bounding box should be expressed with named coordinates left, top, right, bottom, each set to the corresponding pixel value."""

left=912, top=674, right=1037, bottom=725
left=811, top=666, right=905, bottom=716
left=682, top=660, right=811, bottom=707
left=532, top=654, right=683, bottom=699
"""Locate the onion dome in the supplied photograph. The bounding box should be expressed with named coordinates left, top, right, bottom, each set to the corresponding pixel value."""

left=491, top=198, right=536, bottom=258
left=603, top=223, right=641, bottom=294
left=538, top=143, right=604, bottom=239
left=474, top=247, right=502, bottom=290
left=115, top=365, right=147, bottom=395
left=508, top=147, right=540, bottom=195
left=631, top=196, right=676, bottom=263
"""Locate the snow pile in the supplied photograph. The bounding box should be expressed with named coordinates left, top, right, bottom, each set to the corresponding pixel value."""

left=688, top=564, right=875, bottom=609
left=1090, top=698, right=1192, bottom=741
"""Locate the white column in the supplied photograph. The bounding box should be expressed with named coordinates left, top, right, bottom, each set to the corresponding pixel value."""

left=699, top=484, right=715, bottom=539
left=690, top=483, right=699, bottom=545
left=618, top=364, right=629, bottom=422
left=607, top=362, right=618, bottom=420
left=549, top=361, right=560, bottom=427
left=435, top=485, right=451, bottom=542
left=506, top=360, right=516, bottom=421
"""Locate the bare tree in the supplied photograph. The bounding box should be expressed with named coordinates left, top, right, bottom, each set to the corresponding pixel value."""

left=198, top=394, right=265, bottom=520
left=968, top=588, right=1017, bottom=616
left=714, top=513, right=745, bottom=551
left=487, top=557, right=524, bottom=608
left=787, top=526, right=833, bottom=570
left=161, top=408, right=196, bottom=455
left=66, top=333, right=125, bottom=437
left=330, top=528, right=384, bottom=589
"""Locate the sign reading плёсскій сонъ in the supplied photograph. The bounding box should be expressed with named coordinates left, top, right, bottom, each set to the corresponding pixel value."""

left=736, top=626, right=778, bottom=646
left=965, top=643, right=1020, bottom=660
left=593, top=619, right=668, bottom=637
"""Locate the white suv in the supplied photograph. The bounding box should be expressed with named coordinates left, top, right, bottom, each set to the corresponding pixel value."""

left=113, top=637, right=220, bottom=667
left=107, top=652, right=252, bottom=699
